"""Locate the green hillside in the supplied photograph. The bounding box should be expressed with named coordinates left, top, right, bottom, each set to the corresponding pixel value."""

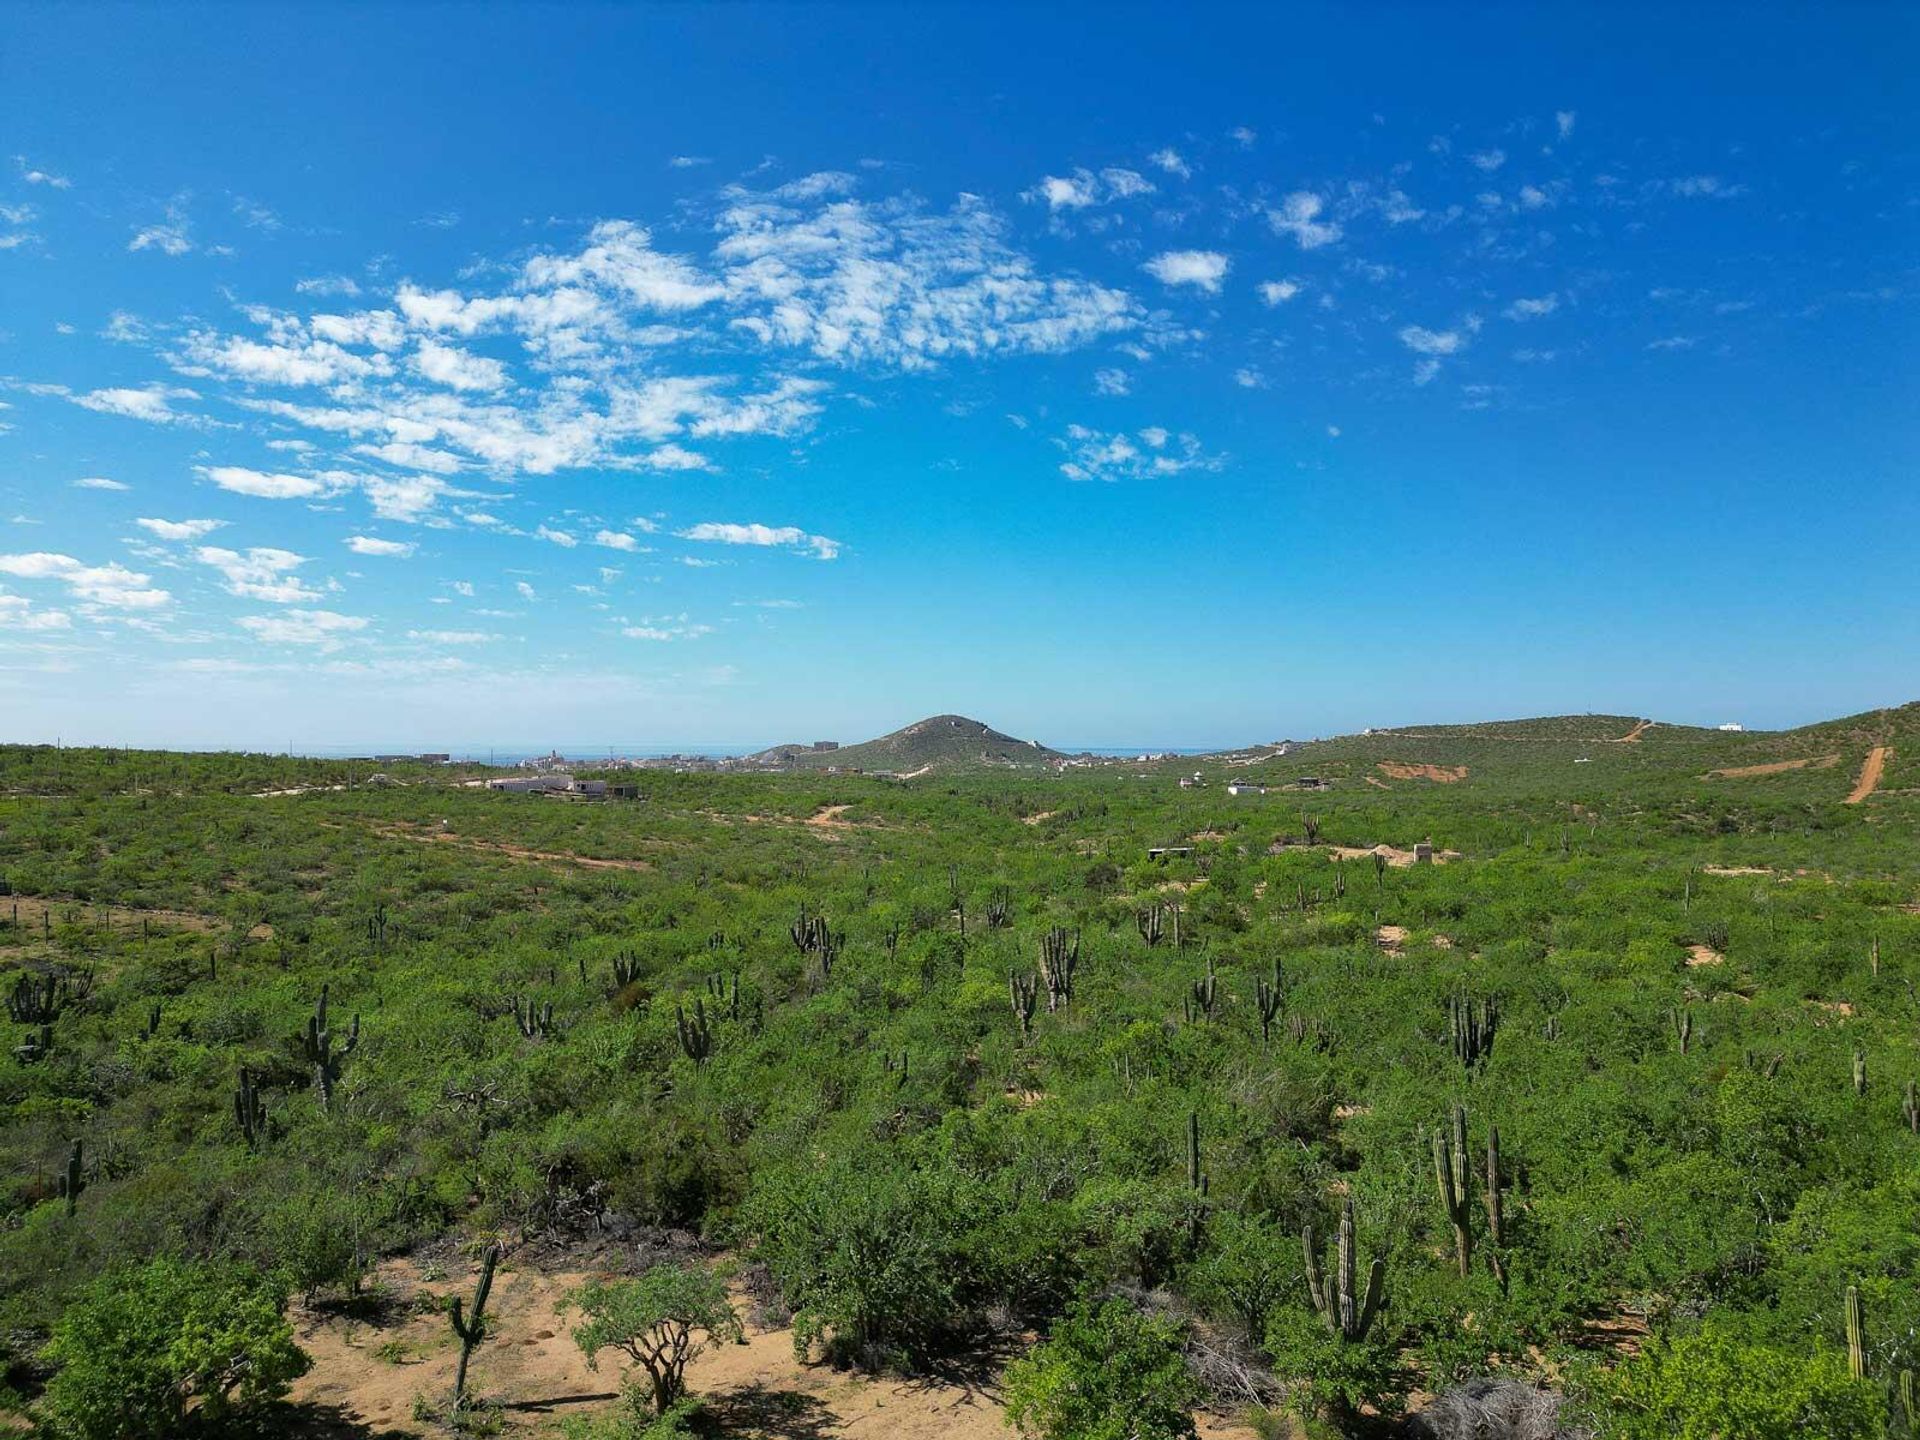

left=775, top=713, right=1064, bottom=773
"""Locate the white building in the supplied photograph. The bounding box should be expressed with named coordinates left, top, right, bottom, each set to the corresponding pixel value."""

left=1717, top=722, right=1745, bottom=732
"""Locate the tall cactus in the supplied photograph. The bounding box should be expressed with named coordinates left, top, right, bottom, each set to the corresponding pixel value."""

left=675, top=998, right=714, bottom=1064
left=1845, top=1284, right=1865, bottom=1380
left=235, top=1067, right=268, bottom=1149
left=57, top=1138, right=84, bottom=1216
left=1009, top=972, right=1038, bottom=1039
left=1433, top=1103, right=1472, bottom=1278
left=1039, top=927, right=1079, bottom=1011
left=1304, top=1198, right=1384, bottom=1342
left=1186, top=956, right=1218, bottom=1023
left=449, top=1243, right=501, bottom=1410
left=511, top=995, right=554, bottom=1039
left=610, top=951, right=642, bottom=990
left=1187, top=1110, right=1208, bottom=1197
left=1485, top=1122, right=1509, bottom=1292
left=1904, top=1080, right=1918, bottom=1135
left=1852, top=1050, right=1867, bottom=1098
left=1448, top=994, right=1498, bottom=1068
left=302, top=984, right=359, bottom=1111
left=985, top=889, right=1012, bottom=929
left=1897, top=1369, right=1914, bottom=1434
left=1255, top=960, right=1285, bottom=1048
left=1136, top=904, right=1165, bottom=947
left=1670, top=1005, right=1693, bottom=1056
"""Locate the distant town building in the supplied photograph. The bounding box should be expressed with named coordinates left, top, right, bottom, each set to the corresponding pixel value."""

left=812, top=740, right=839, bottom=751
left=1147, top=845, right=1195, bottom=860
left=1717, top=722, right=1745, bottom=732
left=487, top=774, right=574, bottom=793
left=1179, top=771, right=1206, bottom=789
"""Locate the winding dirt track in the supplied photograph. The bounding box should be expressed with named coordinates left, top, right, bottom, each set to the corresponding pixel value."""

left=1614, top=719, right=1652, bottom=743
left=1846, top=746, right=1890, bottom=805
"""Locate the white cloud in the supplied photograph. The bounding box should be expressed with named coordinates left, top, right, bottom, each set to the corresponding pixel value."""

left=1094, top=368, right=1131, bottom=396
left=136, top=517, right=225, bottom=541
left=1666, top=175, right=1744, bottom=199
left=1555, top=111, right=1577, bottom=141
left=534, top=524, right=578, bottom=548
left=678, top=521, right=842, bottom=560
left=1259, top=279, right=1303, bottom=306
left=236, top=608, right=367, bottom=649
left=0, top=552, right=171, bottom=610
left=0, top=593, right=71, bottom=630
left=1030, top=172, right=1099, bottom=210
left=515, top=580, right=537, bottom=600
left=621, top=613, right=713, bottom=641
left=70, top=385, right=199, bottom=424
left=1233, top=367, right=1267, bottom=389
left=296, top=274, right=362, bottom=298
left=407, top=628, right=496, bottom=644
left=1101, top=168, right=1154, bottom=198
left=1504, top=295, right=1559, bottom=320
left=128, top=197, right=193, bottom=255
left=1647, top=335, right=1697, bottom=351
left=1055, top=424, right=1222, bottom=482
left=450, top=580, right=475, bottom=597
left=345, top=536, right=416, bottom=557
left=1148, top=147, right=1191, bottom=179
left=200, top=466, right=334, bottom=500
left=1266, top=192, right=1342, bottom=249
left=412, top=338, right=510, bottom=393
left=1143, top=250, right=1229, bottom=293
left=194, top=545, right=319, bottom=603
left=1469, top=149, right=1508, bottom=172
left=1229, top=126, right=1256, bottom=147
left=668, top=155, right=712, bottom=168
left=72, top=476, right=129, bottom=491
left=16, top=156, right=71, bottom=189
left=593, top=529, right=645, bottom=551
left=1398, top=325, right=1466, bottom=356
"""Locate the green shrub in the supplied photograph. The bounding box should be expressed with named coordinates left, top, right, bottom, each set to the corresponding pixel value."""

left=1003, top=1296, right=1200, bottom=1440
left=36, top=1256, right=308, bottom=1439
left=562, top=1265, right=742, bottom=1416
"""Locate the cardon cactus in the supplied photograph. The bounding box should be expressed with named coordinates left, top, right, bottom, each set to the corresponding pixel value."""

left=675, top=998, right=715, bottom=1064
left=1039, top=927, right=1079, bottom=1011
left=1433, top=1103, right=1473, bottom=1278
left=1304, top=1197, right=1384, bottom=1342
left=235, top=1068, right=269, bottom=1149
left=302, top=984, right=360, bottom=1111
left=450, top=1243, right=500, bottom=1409
left=1009, top=972, right=1038, bottom=1038
left=57, top=1138, right=85, bottom=1216
left=1845, top=1284, right=1865, bottom=1379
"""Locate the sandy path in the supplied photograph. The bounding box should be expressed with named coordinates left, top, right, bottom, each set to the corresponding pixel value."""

left=1613, top=719, right=1652, bottom=743
left=287, top=1255, right=1256, bottom=1438
left=369, top=824, right=652, bottom=873
left=1846, top=746, right=1890, bottom=805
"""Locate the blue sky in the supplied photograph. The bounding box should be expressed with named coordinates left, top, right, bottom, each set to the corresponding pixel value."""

left=1, top=4, right=1914, bottom=751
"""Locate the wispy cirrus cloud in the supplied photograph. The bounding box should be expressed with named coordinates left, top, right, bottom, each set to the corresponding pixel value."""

left=678, top=521, right=841, bottom=560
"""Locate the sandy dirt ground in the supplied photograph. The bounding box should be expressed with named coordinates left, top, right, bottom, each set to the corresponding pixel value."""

left=1313, top=842, right=1459, bottom=868
left=286, top=1254, right=1261, bottom=1439
left=0, top=892, right=271, bottom=941
left=1612, top=720, right=1652, bottom=743
left=1708, top=755, right=1838, bottom=779
left=1846, top=746, right=1890, bottom=804
left=1685, top=944, right=1725, bottom=968
left=1375, top=762, right=1468, bottom=783
left=367, top=824, right=653, bottom=874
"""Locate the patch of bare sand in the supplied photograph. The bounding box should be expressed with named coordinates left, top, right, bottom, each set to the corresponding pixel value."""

left=1316, top=842, right=1459, bottom=868
left=1708, top=755, right=1837, bottom=779
left=1020, top=810, right=1057, bottom=826
left=0, top=892, right=271, bottom=941
left=1686, top=944, right=1725, bottom=967
left=1376, top=762, right=1468, bottom=783
left=1702, top=866, right=1771, bottom=877
left=1612, top=719, right=1652, bottom=743
left=1376, top=925, right=1409, bottom=951
left=369, top=824, right=652, bottom=874
left=288, top=1255, right=1260, bottom=1438
left=1846, top=746, right=1890, bottom=805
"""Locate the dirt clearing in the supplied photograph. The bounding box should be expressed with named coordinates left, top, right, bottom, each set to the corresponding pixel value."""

left=0, top=893, right=271, bottom=941
left=1613, top=720, right=1653, bottom=743
left=1709, top=755, right=1838, bottom=779
left=1376, top=762, right=1468, bottom=783
left=288, top=1254, right=1258, bottom=1438
left=1846, top=746, right=1890, bottom=804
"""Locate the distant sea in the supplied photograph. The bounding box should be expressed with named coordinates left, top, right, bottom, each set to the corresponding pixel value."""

left=286, top=743, right=1231, bottom=764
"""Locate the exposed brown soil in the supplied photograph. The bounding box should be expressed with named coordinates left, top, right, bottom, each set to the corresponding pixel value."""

left=1709, top=755, right=1838, bottom=779
left=1020, top=810, right=1057, bottom=826
left=1375, top=925, right=1410, bottom=951
left=1846, top=746, right=1890, bottom=804
left=1685, top=944, right=1725, bottom=967
left=1612, top=719, right=1652, bottom=743
left=1317, top=842, right=1459, bottom=868
left=0, top=892, right=272, bottom=941
left=369, top=823, right=652, bottom=873
left=1376, top=762, right=1468, bottom=783
left=287, top=1254, right=1259, bottom=1438
left=1702, top=866, right=1771, bottom=877
left=1364, top=776, right=1390, bottom=789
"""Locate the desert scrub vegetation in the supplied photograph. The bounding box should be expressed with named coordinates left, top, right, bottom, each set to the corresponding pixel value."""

left=0, top=710, right=1916, bottom=1433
